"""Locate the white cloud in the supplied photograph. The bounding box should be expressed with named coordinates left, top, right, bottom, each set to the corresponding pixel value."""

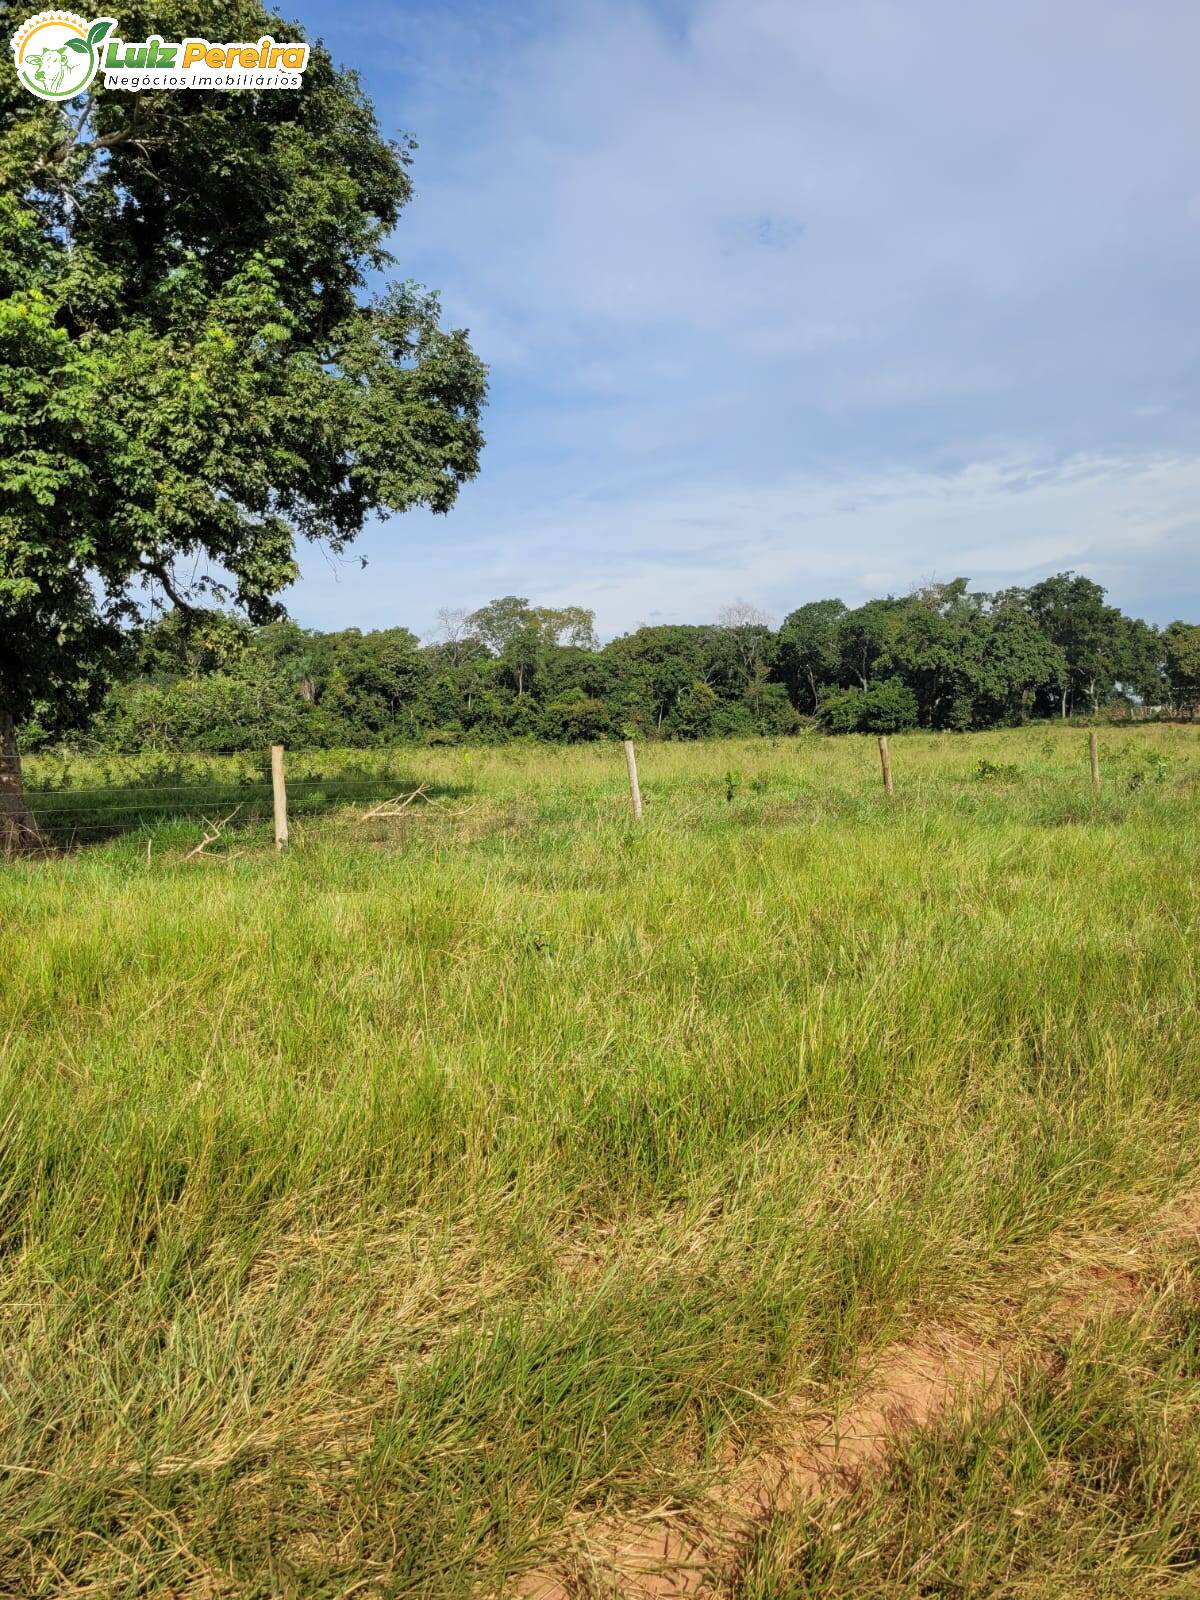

left=293, top=449, right=1200, bottom=636
left=291, top=0, right=1200, bottom=630
left=396, top=0, right=1200, bottom=367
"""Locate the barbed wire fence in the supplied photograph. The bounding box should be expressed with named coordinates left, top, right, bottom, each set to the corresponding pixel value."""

left=4, top=726, right=1197, bottom=859
left=1, top=746, right=445, bottom=855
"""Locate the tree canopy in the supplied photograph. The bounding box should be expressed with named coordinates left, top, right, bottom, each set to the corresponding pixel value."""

left=0, top=0, right=486, bottom=840
left=27, top=573, right=1196, bottom=757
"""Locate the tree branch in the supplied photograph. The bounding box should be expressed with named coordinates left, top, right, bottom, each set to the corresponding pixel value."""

left=140, top=560, right=199, bottom=615
left=35, top=98, right=155, bottom=181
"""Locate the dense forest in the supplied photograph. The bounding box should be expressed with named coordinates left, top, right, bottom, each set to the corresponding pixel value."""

left=24, top=573, right=1200, bottom=753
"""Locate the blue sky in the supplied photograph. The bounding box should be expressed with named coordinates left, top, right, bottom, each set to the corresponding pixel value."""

left=290, top=0, right=1200, bottom=639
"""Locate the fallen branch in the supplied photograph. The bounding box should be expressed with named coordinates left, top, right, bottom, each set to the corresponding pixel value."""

left=184, top=804, right=243, bottom=859
left=359, top=784, right=430, bottom=820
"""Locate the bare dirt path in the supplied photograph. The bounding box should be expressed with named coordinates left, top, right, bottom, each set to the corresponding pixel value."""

left=513, top=1190, right=1200, bottom=1599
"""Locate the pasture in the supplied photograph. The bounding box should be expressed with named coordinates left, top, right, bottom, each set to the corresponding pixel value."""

left=3, top=724, right=1200, bottom=1597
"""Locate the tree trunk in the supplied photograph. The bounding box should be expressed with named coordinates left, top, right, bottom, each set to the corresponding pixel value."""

left=1060, top=685, right=1069, bottom=720
left=0, top=711, right=40, bottom=854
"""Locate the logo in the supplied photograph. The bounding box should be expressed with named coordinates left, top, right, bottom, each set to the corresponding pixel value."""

left=11, top=11, right=114, bottom=100
left=10, top=12, right=310, bottom=96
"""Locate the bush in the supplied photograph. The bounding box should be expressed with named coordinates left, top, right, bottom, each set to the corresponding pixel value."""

left=821, top=679, right=919, bottom=734
left=423, top=724, right=464, bottom=747
left=99, top=675, right=308, bottom=754
left=668, top=692, right=765, bottom=740
left=539, top=690, right=612, bottom=743
left=1118, top=746, right=1170, bottom=790
left=822, top=688, right=867, bottom=733
left=976, top=758, right=1022, bottom=782
left=747, top=682, right=802, bottom=736
left=860, top=679, right=919, bottom=733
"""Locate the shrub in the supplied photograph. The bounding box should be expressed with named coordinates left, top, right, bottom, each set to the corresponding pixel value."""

left=976, top=758, right=1022, bottom=782
left=100, top=675, right=307, bottom=754
left=747, top=683, right=802, bottom=736
left=540, top=690, right=612, bottom=743
left=669, top=682, right=725, bottom=740
left=822, top=688, right=867, bottom=733
left=1119, top=746, right=1170, bottom=790
left=822, top=679, right=919, bottom=734
left=860, top=679, right=920, bottom=733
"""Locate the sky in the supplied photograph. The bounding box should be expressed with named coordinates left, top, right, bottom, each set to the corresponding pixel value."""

left=290, top=0, right=1200, bottom=640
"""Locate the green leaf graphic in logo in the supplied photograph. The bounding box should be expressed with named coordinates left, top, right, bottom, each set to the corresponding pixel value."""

left=12, top=12, right=115, bottom=101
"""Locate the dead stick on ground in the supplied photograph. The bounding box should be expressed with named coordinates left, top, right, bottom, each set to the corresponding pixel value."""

left=1089, top=728, right=1100, bottom=792
left=623, top=740, right=643, bottom=821
left=878, top=735, right=894, bottom=797
left=360, top=784, right=430, bottom=820
left=185, top=804, right=243, bottom=860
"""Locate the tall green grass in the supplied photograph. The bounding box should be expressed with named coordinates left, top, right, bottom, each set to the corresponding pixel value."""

left=1, top=726, right=1198, bottom=1596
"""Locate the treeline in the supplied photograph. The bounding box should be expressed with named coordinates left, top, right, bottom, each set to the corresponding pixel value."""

left=29, top=574, right=1200, bottom=752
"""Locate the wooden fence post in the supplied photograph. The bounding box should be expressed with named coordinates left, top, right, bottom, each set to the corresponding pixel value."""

left=878, top=735, right=894, bottom=797
left=1089, top=728, right=1100, bottom=792
left=623, top=739, right=643, bottom=821
left=271, top=744, right=289, bottom=850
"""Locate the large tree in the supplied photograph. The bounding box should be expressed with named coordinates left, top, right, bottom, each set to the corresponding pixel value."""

left=776, top=599, right=846, bottom=713
left=836, top=597, right=906, bottom=692
left=0, top=0, right=486, bottom=847
left=1162, top=621, right=1200, bottom=717
left=884, top=582, right=1062, bottom=730
left=465, top=597, right=597, bottom=697
left=1026, top=573, right=1136, bottom=717
left=603, top=624, right=715, bottom=733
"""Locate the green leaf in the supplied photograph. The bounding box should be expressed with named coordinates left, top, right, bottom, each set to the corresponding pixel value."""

left=65, top=38, right=89, bottom=53
left=0, top=4, right=485, bottom=740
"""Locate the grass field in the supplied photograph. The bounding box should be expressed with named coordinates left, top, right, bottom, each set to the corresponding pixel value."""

left=3, top=725, right=1200, bottom=1597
